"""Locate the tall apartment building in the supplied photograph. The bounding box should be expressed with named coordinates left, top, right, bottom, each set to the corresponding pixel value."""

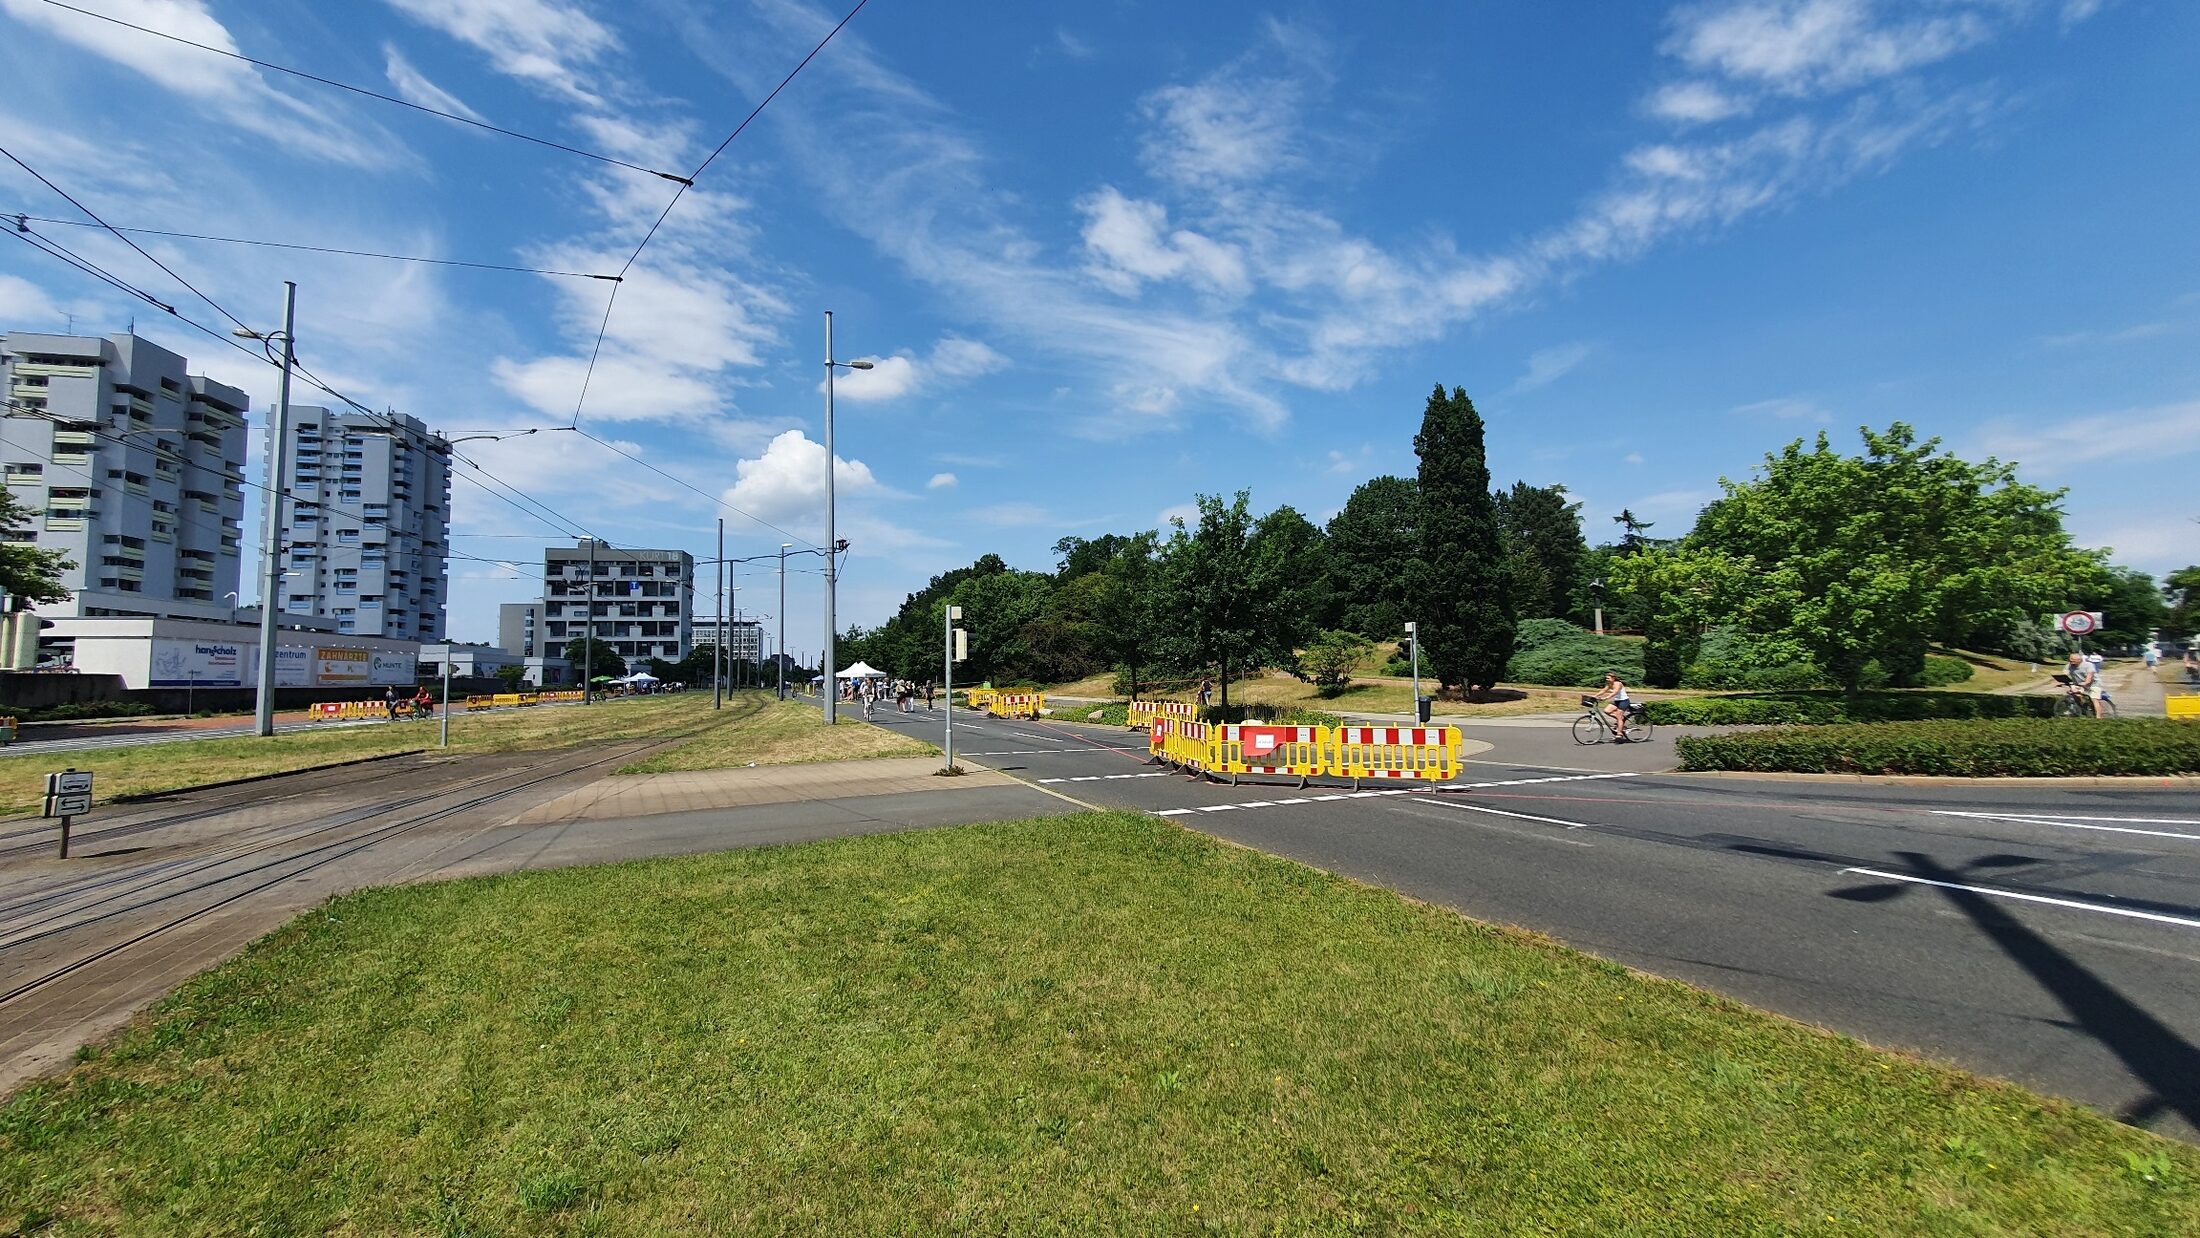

left=541, top=539, right=693, bottom=663
left=272, top=407, right=451, bottom=641
left=0, top=332, right=248, bottom=612
left=497, top=601, right=544, bottom=656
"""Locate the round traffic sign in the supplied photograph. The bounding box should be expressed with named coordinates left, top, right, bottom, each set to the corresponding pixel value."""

left=2061, top=610, right=2096, bottom=635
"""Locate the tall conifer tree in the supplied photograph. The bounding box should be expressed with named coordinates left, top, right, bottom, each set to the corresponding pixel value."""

left=1411, top=384, right=1514, bottom=694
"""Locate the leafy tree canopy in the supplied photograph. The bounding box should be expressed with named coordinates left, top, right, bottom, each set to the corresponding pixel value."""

left=0, top=486, right=72, bottom=604
left=562, top=636, right=627, bottom=680
left=1409, top=384, right=1513, bottom=694
left=1321, top=475, right=1418, bottom=639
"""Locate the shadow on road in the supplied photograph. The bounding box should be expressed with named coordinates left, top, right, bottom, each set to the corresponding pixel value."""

left=1831, top=850, right=2200, bottom=1133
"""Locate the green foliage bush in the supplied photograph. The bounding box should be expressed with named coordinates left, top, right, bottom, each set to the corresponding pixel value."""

left=14, top=700, right=157, bottom=723
left=1677, top=718, right=2200, bottom=777
left=1196, top=703, right=1346, bottom=728
left=1646, top=692, right=2053, bottom=727
left=1503, top=619, right=1644, bottom=688
left=1297, top=630, right=1373, bottom=696
left=1919, top=655, right=1976, bottom=687
left=1679, top=627, right=1827, bottom=691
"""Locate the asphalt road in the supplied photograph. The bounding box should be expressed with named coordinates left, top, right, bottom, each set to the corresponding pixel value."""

left=869, top=703, right=2200, bottom=1142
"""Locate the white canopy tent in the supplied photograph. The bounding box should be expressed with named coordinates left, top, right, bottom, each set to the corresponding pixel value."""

left=835, top=662, right=888, bottom=679
left=615, top=671, right=659, bottom=684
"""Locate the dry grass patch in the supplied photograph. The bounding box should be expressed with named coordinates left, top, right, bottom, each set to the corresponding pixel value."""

left=616, top=697, right=933, bottom=773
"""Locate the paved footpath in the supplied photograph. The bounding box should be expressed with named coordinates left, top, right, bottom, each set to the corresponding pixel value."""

left=0, top=749, right=1063, bottom=1095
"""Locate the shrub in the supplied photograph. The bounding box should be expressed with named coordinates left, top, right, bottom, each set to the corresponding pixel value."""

left=1919, top=655, right=1976, bottom=686
left=1680, top=627, right=1826, bottom=691
left=1676, top=718, right=2200, bottom=777
left=1504, top=620, right=1643, bottom=688
left=14, top=700, right=158, bottom=723
left=1198, top=703, right=1345, bottom=728
left=1646, top=691, right=2054, bottom=727
left=1298, top=630, right=1374, bottom=696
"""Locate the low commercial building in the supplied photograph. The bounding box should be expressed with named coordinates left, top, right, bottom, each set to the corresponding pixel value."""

left=418, top=641, right=525, bottom=679
left=44, top=615, right=419, bottom=691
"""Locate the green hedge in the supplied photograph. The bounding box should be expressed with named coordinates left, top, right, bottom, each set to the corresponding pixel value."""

left=1918, top=654, right=1976, bottom=686
left=1646, top=691, right=2053, bottom=727
left=1503, top=619, right=1643, bottom=688
left=1677, top=718, right=2200, bottom=776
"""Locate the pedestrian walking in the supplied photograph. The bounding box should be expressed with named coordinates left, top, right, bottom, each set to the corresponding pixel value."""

left=923, top=680, right=935, bottom=709
left=1196, top=676, right=1213, bottom=709
left=384, top=685, right=399, bottom=721
left=2144, top=643, right=2159, bottom=671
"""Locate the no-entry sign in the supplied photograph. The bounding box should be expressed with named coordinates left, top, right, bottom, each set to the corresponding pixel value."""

left=2058, top=610, right=2101, bottom=635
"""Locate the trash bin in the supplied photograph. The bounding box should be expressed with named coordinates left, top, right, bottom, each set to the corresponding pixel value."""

left=1415, top=695, right=1432, bottom=725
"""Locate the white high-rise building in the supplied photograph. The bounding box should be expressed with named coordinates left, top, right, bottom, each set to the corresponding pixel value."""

left=541, top=539, right=694, bottom=663
left=0, top=332, right=248, bottom=612
left=271, top=407, right=451, bottom=641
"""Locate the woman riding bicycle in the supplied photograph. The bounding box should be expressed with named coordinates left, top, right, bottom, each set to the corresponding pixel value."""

left=1591, top=671, right=1636, bottom=742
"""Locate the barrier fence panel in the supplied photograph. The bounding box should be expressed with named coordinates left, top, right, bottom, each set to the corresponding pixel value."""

left=988, top=692, right=1045, bottom=720
left=466, top=695, right=495, bottom=712
left=965, top=688, right=998, bottom=712
left=2168, top=695, right=2200, bottom=720
left=1333, top=726, right=1462, bottom=786
left=1211, top=724, right=1327, bottom=786
left=1148, top=716, right=1215, bottom=775
left=1127, top=700, right=1157, bottom=730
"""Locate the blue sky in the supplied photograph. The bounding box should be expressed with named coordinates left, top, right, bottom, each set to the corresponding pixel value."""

left=2, top=0, right=2195, bottom=651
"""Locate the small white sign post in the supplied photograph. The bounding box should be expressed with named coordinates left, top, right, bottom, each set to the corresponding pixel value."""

left=44, top=768, right=93, bottom=858
left=943, top=605, right=967, bottom=774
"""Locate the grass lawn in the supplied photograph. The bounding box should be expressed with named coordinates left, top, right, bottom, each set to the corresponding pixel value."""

left=0, top=693, right=920, bottom=817
left=617, top=696, right=933, bottom=772
left=3, top=813, right=2193, bottom=1234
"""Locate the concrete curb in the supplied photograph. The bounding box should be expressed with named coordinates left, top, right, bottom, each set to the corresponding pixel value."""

left=1670, top=769, right=2200, bottom=788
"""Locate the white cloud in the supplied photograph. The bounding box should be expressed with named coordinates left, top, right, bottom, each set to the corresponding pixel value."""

left=1624, top=451, right=1645, bottom=465
left=0, top=273, right=63, bottom=328
left=1977, top=399, right=2200, bottom=471
left=1662, top=0, right=1996, bottom=98
left=1647, top=80, right=1751, bottom=124
left=382, top=0, right=617, bottom=105
left=1733, top=396, right=1832, bottom=422
left=2042, top=321, right=2181, bottom=348
left=2, top=0, right=402, bottom=167
left=1156, top=502, right=1200, bottom=530
left=1510, top=342, right=1594, bottom=394
left=926, top=472, right=957, bottom=489
left=826, top=336, right=1008, bottom=403
left=725, top=429, right=881, bottom=528
left=1055, top=28, right=1095, bottom=60
left=383, top=44, right=485, bottom=122
left=1079, top=186, right=1250, bottom=297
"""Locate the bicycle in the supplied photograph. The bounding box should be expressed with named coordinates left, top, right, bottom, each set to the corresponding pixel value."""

left=1573, top=695, right=1653, bottom=745
left=2048, top=673, right=2115, bottom=719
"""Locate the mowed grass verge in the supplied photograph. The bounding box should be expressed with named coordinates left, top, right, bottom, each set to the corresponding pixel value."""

left=616, top=695, right=933, bottom=772
left=3, top=814, right=2193, bottom=1234
left=0, top=693, right=923, bottom=816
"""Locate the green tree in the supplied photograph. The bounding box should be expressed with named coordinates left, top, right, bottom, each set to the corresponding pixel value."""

left=1091, top=531, right=1165, bottom=695
left=1409, top=385, right=1513, bottom=696
left=494, top=663, right=527, bottom=690
left=1321, top=475, right=1417, bottom=639
left=1612, top=509, right=1656, bottom=556
left=1298, top=629, right=1373, bottom=696
left=1248, top=503, right=1327, bottom=669
left=2165, top=565, right=2200, bottom=638
left=1493, top=481, right=1588, bottom=622
left=1052, top=534, right=1131, bottom=581
left=945, top=567, right=1055, bottom=683
left=0, top=486, right=72, bottom=604
left=2080, top=566, right=2167, bottom=648
left=1159, top=491, right=1305, bottom=709
left=562, top=636, right=626, bottom=680
left=1629, top=423, right=2101, bottom=695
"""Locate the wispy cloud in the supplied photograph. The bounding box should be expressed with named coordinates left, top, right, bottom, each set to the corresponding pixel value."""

left=1977, top=399, right=2200, bottom=470
left=926, top=472, right=957, bottom=489
left=2, top=0, right=406, bottom=168
left=1733, top=396, right=1832, bottom=422
left=382, top=0, right=619, bottom=106
left=1509, top=342, right=1594, bottom=394
left=2042, top=320, right=2181, bottom=348
left=383, top=44, right=486, bottom=122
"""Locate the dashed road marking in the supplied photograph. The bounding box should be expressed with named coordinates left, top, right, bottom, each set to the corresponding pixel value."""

left=1929, top=810, right=2200, bottom=842
left=1037, top=772, right=1170, bottom=784
left=1143, top=772, right=1641, bottom=820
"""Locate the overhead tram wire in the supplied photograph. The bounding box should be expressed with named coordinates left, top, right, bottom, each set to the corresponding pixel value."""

left=9, top=214, right=622, bottom=282
left=31, top=0, right=692, bottom=185
left=562, top=0, right=871, bottom=553
left=4, top=223, right=607, bottom=546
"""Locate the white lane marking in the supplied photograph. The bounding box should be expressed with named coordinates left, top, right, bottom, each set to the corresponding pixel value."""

left=1311, top=795, right=1348, bottom=801
left=1236, top=800, right=1274, bottom=808
left=1156, top=808, right=1193, bottom=816
left=1841, top=867, right=2200, bottom=932
left=1438, top=772, right=1640, bottom=791
left=1037, top=772, right=1169, bottom=785
left=1424, top=799, right=1602, bottom=831
left=1197, top=804, right=1239, bottom=812
left=1274, top=798, right=1309, bottom=805
left=1931, top=810, right=2200, bottom=840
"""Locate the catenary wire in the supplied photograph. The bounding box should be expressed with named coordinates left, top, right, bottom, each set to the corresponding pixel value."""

left=10, top=213, right=621, bottom=281
left=30, top=0, right=692, bottom=184
left=565, top=0, right=870, bottom=431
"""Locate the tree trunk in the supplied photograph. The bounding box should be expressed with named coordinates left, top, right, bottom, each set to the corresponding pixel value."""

left=1219, top=655, right=1230, bottom=710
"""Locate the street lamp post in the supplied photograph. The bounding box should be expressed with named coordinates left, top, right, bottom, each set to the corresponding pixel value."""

left=1590, top=578, right=1605, bottom=637
left=821, top=310, right=873, bottom=725
left=714, top=519, right=724, bottom=710
left=238, top=281, right=297, bottom=738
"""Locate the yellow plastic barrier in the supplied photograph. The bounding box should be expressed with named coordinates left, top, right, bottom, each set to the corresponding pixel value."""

left=1148, top=715, right=1216, bottom=775
left=965, top=687, right=998, bottom=711
left=1210, top=724, right=1327, bottom=786
left=466, top=694, right=495, bottom=712
left=1332, top=725, right=1462, bottom=786
left=988, top=692, right=1045, bottom=720
left=1127, top=700, right=1200, bottom=730
left=2168, top=695, right=2200, bottom=720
